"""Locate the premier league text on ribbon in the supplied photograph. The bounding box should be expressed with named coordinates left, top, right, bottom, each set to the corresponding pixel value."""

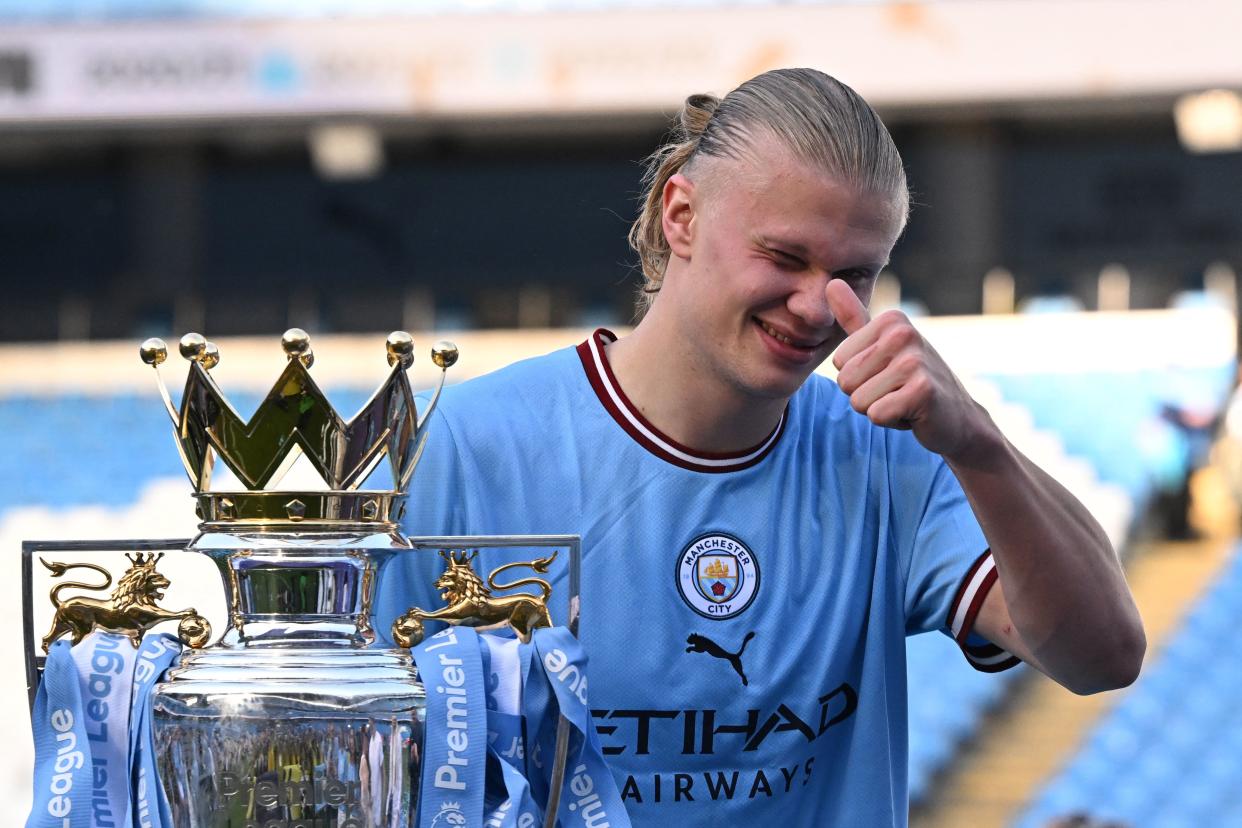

left=73, top=633, right=137, bottom=828
left=425, top=627, right=475, bottom=794
left=42, top=707, right=84, bottom=823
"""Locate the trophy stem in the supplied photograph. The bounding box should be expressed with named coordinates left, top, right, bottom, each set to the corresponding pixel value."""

left=192, top=529, right=404, bottom=649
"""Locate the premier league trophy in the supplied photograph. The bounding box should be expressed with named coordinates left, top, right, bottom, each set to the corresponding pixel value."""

left=22, top=329, right=614, bottom=828
left=145, top=328, right=444, bottom=828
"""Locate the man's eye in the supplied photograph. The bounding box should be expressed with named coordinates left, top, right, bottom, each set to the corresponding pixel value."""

left=771, top=252, right=805, bottom=269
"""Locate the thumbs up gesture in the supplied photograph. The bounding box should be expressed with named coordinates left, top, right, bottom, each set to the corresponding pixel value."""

left=827, top=279, right=992, bottom=461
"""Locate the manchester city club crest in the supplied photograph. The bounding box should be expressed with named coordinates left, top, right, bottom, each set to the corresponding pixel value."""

left=698, top=554, right=740, bottom=602
left=676, top=533, right=760, bottom=619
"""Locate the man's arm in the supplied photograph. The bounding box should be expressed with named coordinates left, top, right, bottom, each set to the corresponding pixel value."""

left=942, top=417, right=1145, bottom=694
left=827, top=279, right=1145, bottom=694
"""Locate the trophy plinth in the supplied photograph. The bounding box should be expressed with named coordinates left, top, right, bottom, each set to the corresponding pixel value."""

left=152, top=529, right=423, bottom=828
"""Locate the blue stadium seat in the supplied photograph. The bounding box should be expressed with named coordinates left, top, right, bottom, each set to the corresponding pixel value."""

left=982, top=364, right=1233, bottom=507
left=905, top=631, right=1025, bottom=804
left=0, top=388, right=378, bottom=512
left=1017, top=542, right=1242, bottom=828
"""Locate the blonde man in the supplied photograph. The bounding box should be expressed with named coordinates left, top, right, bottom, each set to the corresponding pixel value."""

left=384, top=68, right=1144, bottom=826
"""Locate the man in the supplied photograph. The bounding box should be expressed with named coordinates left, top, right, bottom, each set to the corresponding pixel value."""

left=381, top=68, right=1144, bottom=825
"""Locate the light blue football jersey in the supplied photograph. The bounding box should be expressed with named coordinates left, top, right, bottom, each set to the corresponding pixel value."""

left=379, top=329, right=1017, bottom=827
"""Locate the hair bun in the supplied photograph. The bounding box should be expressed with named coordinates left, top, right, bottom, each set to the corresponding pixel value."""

left=680, top=93, right=721, bottom=139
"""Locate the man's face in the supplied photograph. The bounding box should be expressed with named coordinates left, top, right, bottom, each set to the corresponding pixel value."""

left=659, top=139, right=905, bottom=404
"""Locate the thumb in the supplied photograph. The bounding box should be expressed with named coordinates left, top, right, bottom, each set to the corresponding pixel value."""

left=826, top=279, right=870, bottom=335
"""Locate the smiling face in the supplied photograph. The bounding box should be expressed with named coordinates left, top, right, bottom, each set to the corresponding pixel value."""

left=657, top=135, right=906, bottom=404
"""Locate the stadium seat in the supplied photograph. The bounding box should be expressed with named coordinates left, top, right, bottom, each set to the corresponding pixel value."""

left=1017, top=543, right=1242, bottom=828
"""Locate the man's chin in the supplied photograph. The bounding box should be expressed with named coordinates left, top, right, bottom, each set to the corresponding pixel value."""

left=738, top=367, right=815, bottom=402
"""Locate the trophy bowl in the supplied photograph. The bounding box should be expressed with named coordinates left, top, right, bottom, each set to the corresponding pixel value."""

left=151, top=527, right=423, bottom=828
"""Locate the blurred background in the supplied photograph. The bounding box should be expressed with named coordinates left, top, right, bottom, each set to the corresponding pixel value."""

left=3, top=0, right=1242, bottom=826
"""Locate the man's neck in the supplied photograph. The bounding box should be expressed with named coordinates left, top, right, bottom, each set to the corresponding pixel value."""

left=605, top=322, right=787, bottom=453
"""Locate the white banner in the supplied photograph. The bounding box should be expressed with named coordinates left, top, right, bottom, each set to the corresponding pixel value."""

left=0, top=0, right=1239, bottom=123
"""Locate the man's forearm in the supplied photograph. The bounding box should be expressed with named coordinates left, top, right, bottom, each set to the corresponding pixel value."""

left=946, top=410, right=1146, bottom=695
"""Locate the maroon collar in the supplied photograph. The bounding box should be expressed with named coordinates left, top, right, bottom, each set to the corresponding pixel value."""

left=575, top=329, right=785, bottom=474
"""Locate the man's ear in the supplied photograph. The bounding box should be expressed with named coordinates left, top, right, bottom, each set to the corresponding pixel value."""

left=661, top=173, right=696, bottom=259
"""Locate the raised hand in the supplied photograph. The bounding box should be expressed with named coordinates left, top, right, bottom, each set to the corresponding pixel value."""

left=827, top=279, right=993, bottom=460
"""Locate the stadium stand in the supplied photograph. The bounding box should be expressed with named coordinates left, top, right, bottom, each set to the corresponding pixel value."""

left=1016, top=541, right=1242, bottom=828
left=897, top=304, right=1236, bottom=807
left=0, top=390, right=376, bottom=510
left=981, top=368, right=1231, bottom=505
left=906, top=631, right=1024, bottom=805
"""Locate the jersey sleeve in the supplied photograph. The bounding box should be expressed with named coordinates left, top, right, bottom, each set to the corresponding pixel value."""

left=894, top=438, right=1021, bottom=673
left=946, top=551, right=1022, bottom=672
left=374, top=402, right=470, bottom=638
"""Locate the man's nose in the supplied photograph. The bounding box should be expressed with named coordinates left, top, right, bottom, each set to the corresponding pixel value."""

left=788, top=277, right=836, bottom=329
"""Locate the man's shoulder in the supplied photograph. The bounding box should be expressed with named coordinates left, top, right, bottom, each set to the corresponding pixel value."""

left=446, top=343, right=577, bottom=391
left=430, top=342, right=583, bottom=422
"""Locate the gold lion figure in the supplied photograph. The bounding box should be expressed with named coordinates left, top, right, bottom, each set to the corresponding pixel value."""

left=40, top=552, right=200, bottom=652
left=392, top=550, right=556, bottom=648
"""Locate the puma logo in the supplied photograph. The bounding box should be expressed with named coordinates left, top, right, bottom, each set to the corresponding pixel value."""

left=686, top=631, right=755, bottom=686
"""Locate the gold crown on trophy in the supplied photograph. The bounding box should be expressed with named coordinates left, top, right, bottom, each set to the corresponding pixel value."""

left=139, top=328, right=458, bottom=525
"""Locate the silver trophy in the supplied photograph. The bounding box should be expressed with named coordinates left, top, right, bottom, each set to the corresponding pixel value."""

left=24, top=330, right=579, bottom=828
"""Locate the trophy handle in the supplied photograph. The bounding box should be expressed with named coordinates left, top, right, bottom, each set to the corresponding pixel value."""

left=401, top=535, right=581, bottom=828
left=22, top=538, right=196, bottom=712
left=545, top=718, right=574, bottom=828
left=391, top=549, right=557, bottom=648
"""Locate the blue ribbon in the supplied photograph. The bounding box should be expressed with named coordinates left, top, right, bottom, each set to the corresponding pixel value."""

left=27, top=632, right=183, bottom=828
left=28, top=639, right=94, bottom=828
left=128, top=635, right=181, bottom=828
left=413, top=626, right=489, bottom=828
left=412, top=625, right=629, bottom=827
left=483, top=633, right=544, bottom=827
left=485, top=748, right=543, bottom=828
left=519, top=640, right=556, bottom=809
left=68, top=632, right=138, bottom=828
left=31, top=624, right=626, bottom=828
left=530, top=628, right=631, bottom=828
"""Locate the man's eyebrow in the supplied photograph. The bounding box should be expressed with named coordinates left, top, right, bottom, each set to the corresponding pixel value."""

left=754, top=235, right=808, bottom=256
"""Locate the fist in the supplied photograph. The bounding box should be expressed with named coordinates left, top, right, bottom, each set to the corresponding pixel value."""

left=827, top=279, right=991, bottom=460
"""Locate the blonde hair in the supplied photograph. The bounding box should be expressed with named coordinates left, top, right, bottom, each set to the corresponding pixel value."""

left=628, top=68, right=909, bottom=316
